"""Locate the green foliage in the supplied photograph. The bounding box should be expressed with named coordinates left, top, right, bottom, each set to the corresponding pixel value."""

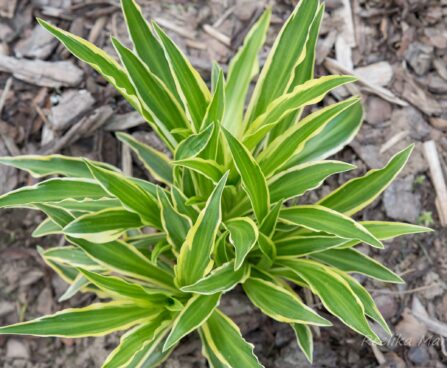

left=0, top=0, right=432, bottom=366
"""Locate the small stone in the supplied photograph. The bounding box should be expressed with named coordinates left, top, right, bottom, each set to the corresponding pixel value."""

left=36, top=288, right=52, bottom=315
left=381, top=352, right=406, bottom=368
left=374, top=295, right=397, bottom=319
left=383, top=175, right=421, bottom=223
left=391, top=107, right=431, bottom=141
left=427, top=73, right=447, bottom=94
left=395, top=309, right=427, bottom=347
left=6, top=339, right=30, bottom=359
left=408, top=346, right=430, bottom=365
left=404, top=42, right=433, bottom=76
left=19, top=269, right=44, bottom=287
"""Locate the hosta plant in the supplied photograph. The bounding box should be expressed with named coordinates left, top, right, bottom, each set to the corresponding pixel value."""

left=0, top=0, right=431, bottom=366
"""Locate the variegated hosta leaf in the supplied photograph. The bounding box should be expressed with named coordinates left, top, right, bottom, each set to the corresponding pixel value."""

left=243, top=277, right=331, bottom=326
left=174, top=123, right=215, bottom=161
left=280, top=205, right=383, bottom=248
left=0, top=178, right=108, bottom=208
left=0, top=154, right=118, bottom=178
left=285, top=99, right=363, bottom=167
left=223, top=8, right=271, bottom=136
left=173, top=157, right=225, bottom=183
left=318, top=145, right=413, bottom=216
left=223, top=128, right=270, bottom=223
left=200, top=310, right=263, bottom=368
left=117, top=132, right=173, bottom=184
left=310, top=248, right=404, bottom=283
left=0, top=302, right=159, bottom=337
left=152, top=22, right=210, bottom=131
left=225, top=217, right=259, bottom=270
left=102, top=315, right=171, bottom=368
left=163, top=293, right=221, bottom=350
left=292, top=323, right=313, bottom=363
left=181, top=261, right=250, bottom=295
left=245, top=0, right=320, bottom=124
left=121, top=0, right=180, bottom=102
left=69, top=237, right=175, bottom=291
left=63, top=208, right=142, bottom=243
left=86, top=161, right=161, bottom=228
left=175, top=172, right=228, bottom=287
left=268, top=160, right=355, bottom=203
left=257, top=97, right=359, bottom=176
left=280, top=259, right=381, bottom=344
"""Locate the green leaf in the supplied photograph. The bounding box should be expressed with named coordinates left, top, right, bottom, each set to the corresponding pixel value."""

left=0, top=178, right=109, bottom=208
left=245, top=0, right=320, bottom=123
left=86, top=161, right=161, bottom=228
left=173, top=158, right=225, bottom=183
left=125, top=326, right=173, bottom=368
left=269, top=160, right=355, bottom=203
left=249, top=75, right=357, bottom=134
left=280, top=205, right=383, bottom=248
left=153, top=22, right=210, bottom=131
left=318, top=145, right=413, bottom=216
left=48, top=198, right=122, bottom=213
left=276, top=235, right=349, bottom=258
left=223, top=8, right=270, bottom=136
left=181, top=261, right=250, bottom=295
left=58, top=274, right=89, bottom=302
left=112, top=37, right=190, bottom=138
left=280, top=259, right=381, bottom=344
left=268, top=3, right=324, bottom=142
left=78, top=268, right=171, bottom=307
left=200, top=328, right=228, bottom=368
left=0, top=302, right=158, bottom=337
left=63, top=208, right=142, bottom=243
left=258, top=97, right=359, bottom=176
left=164, top=293, right=221, bottom=350
left=223, top=128, right=270, bottom=222
left=292, top=323, right=313, bottom=363
left=226, top=217, right=259, bottom=270
left=359, top=221, right=433, bottom=240
left=257, top=233, right=277, bottom=264
left=35, top=203, right=75, bottom=227
left=337, top=271, right=391, bottom=335
left=69, top=237, right=175, bottom=290
left=157, top=187, right=191, bottom=251
left=32, top=218, right=61, bottom=237
left=42, top=246, right=100, bottom=270
left=37, top=19, right=144, bottom=122
left=175, top=172, right=228, bottom=287
left=202, top=71, right=225, bottom=129
left=243, top=277, right=331, bottom=326
left=103, top=315, right=170, bottom=368
left=259, top=201, right=282, bottom=237
left=174, top=123, right=215, bottom=160
left=116, top=132, right=173, bottom=184
left=285, top=99, right=363, bottom=167
left=200, top=310, right=263, bottom=368
left=120, top=0, right=180, bottom=101
left=310, top=248, right=404, bottom=283
left=0, top=154, right=118, bottom=178
left=170, top=186, right=199, bottom=222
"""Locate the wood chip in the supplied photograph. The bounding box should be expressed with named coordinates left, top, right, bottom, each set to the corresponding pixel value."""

left=0, top=55, right=83, bottom=88
left=49, top=89, right=95, bottom=131
left=154, top=18, right=195, bottom=40
left=203, top=24, right=231, bottom=47
left=0, top=0, right=17, bottom=18
left=423, top=140, right=447, bottom=227
left=14, top=25, right=57, bottom=59
left=412, top=296, right=447, bottom=338
left=104, top=111, right=145, bottom=131
left=354, top=61, right=393, bottom=87
left=324, top=58, right=408, bottom=106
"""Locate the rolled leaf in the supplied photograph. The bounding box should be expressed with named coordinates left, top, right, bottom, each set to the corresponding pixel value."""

left=226, top=217, right=259, bottom=270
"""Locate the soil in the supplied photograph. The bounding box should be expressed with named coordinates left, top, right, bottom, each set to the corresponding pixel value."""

left=0, top=0, right=446, bottom=367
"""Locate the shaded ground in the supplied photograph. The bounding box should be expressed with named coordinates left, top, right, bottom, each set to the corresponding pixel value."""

left=0, top=0, right=447, bottom=367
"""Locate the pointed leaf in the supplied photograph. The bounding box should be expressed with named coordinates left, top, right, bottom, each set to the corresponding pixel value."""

left=243, top=277, right=331, bottom=326
left=175, top=172, right=228, bottom=286
left=292, top=323, right=313, bottom=363
left=226, top=217, right=258, bottom=270
left=164, top=293, right=221, bottom=350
